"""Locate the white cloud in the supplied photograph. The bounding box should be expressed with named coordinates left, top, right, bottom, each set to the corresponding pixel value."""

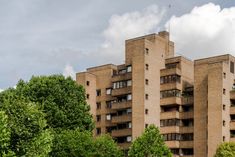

left=100, top=5, right=165, bottom=63
left=166, top=3, right=235, bottom=59
left=63, top=64, right=76, bottom=80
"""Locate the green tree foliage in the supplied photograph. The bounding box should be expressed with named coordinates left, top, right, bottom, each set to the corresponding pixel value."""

left=0, top=91, right=53, bottom=157
left=51, top=131, right=124, bottom=157
left=93, top=134, right=124, bottom=157
left=15, top=75, right=93, bottom=131
left=0, top=111, right=15, bottom=157
left=128, top=125, right=172, bottom=157
left=50, top=129, right=94, bottom=157
left=214, top=142, right=235, bottom=157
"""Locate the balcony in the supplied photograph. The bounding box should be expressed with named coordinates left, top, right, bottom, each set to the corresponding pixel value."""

left=180, top=111, right=194, bottom=119
left=160, top=111, right=180, bottom=119
left=112, top=114, right=132, bottom=123
left=112, top=100, right=132, bottom=110
left=160, top=67, right=181, bottom=77
left=111, top=128, right=132, bottom=137
left=160, top=126, right=180, bottom=134
left=231, top=90, right=235, bottom=100
left=180, top=141, right=194, bottom=148
left=160, top=82, right=181, bottom=91
left=231, top=106, right=235, bottom=115
left=230, top=137, right=235, bottom=142
left=112, top=72, right=132, bottom=82
left=112, top=86, right=132, bottom=96
left=165, top=141, right=180, bottom=148
left=160, top=97, right=181, bottom=106
left=180, top=127, right=194, bottom=133
left=230, top=121, right=235, bottom=130
left=182, top=97, right=194, bottom=105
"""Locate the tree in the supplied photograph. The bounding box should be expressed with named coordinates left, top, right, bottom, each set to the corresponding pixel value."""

left=0, top=111, right=15, bottom=157
left=15, top=75, right=94, bottom=131
left=0, top=90, right=53, bottom=156
left=50, top=129, right=94, bottom=157
left=214, top=142, right=235, bottom=157
left=128, top=125, right=172, bottom=157
left=93, top=134, right=124, bottom=157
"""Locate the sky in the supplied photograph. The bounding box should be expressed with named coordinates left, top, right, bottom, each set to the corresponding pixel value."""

left=0, top=0, right=235, bottom=90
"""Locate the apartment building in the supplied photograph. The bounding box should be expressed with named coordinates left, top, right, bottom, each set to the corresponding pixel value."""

left=76, top=31, right=235, bottom=157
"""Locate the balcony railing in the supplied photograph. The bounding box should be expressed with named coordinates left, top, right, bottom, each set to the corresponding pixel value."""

left=112, top=100, right=132, bottom=110
left=160, top=97, right=181, bottom=106
left=180, top=111, right=194, bottom=119
left=112, top=72, right=132, bottom=82
left=231, top=90, right=235, bottom=100
left=160, top=67, right=181, bottom=77
left=230, top=121, right=235, bottom=130
left=111, top=128, right=132, bottom=137
left=160, top=82, right=181, bottom=91
left=160, top=111, right=180, bottom=119
left=112, top=114, right=132, bottom=123
left=112, top=86, right=132, bottom=96
left=164, top=141, right=180, bottom=148
left=160, top=126, right=180, bottom=134
left=231, top=106, right=235, bottom=115
left=180, top=126, right=194, bottom=133
left=180, top=141, right=194, bottom=148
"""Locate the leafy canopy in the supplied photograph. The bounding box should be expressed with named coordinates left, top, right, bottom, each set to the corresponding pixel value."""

left=15, top=75, right=94, bottom=131
left=0, top=90, right=53, bottom=157
left=93, top=134, right=124, bottom=157
left=128, top=124, right=172, bottom=157
left=214, top=142, right=235, bottom=157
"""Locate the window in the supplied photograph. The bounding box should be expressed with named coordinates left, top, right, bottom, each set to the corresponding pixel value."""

left=145, top=124, right=149, bottom=128
left=145, top=79, right=149, bottom=85
left=106, top=114, right=111, bottom=121
left=86, top=94, right=89, bottom=99
left=223, top=136, right=225, bottom=141
left=127, top=108, right=132, bottom=114
left=231, top=61, right=234, bottom=73
left=160, top=74, right=181, bottom=84
left=145, top=109, right=148, bottom=114
left=106, top=88, right=112, bottom=95
left=145, top=94, right=149, bottom=100
left=113, top=80, right=131, bottom=89
left=86, top=81, right=90, bottom=86
left=96, top=102, right=101, bottom=109
left=223, top=72, right=226, bottom=79
left=223, top=104, right=226, bottom=111
left=181, top=133, right=194, bottom=141
left=223, top=88, right=226, bottom=95
left=182, top=149, right=193, bottom=155
left=160, top=119, right=180, bottom=127
left=127, top=80, right=132, bottom=86
left=96, top=89, right=101, bottom=96
left=96, top=115, right=101, bottom=122
left=165, top=62, right=179, bottom=69
left=128, top=122, right=132, bottom=128
left=171, top=149, right=179, bottom=155
left=106, top=101, right=112, bottom=108
left=223, top=120, right=226, bottom=126
left=145, top=64, right=149, bottom=70
left=145, top=48, right=149, bottom=55
left=160, top=89, right=181, bottom=98
left=127, top=65, right=132, bottom=72
left=96, top=128, right=101, bottom=135
left=127, top=94, right=132, bottom=100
